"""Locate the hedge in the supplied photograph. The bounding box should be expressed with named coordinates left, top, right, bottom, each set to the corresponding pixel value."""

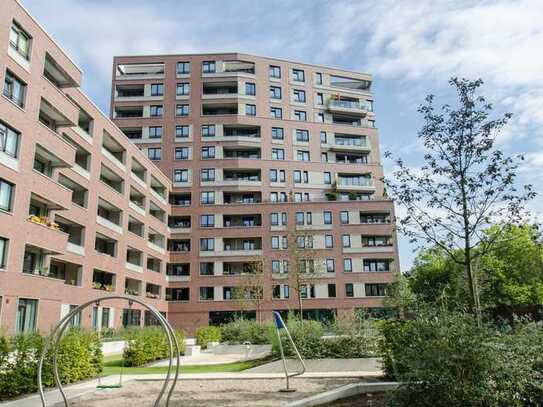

left=0, top=329, right=103, bottom=401
left=122, top=327, right=185, bottom=367
left=195, top=326, right=221, bottom=349
left=220, top=320, right=269, bottom=344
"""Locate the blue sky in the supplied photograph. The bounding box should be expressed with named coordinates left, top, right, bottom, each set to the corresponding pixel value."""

left=22, top=0, right=543, bottom=270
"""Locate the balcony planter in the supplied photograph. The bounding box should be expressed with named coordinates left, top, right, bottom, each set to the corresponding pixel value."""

left=325, top=192, right=338, bottom=201
left=146, top=293, right=160, bottom=299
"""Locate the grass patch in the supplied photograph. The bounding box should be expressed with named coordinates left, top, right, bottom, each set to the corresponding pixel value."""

left=100, top=354, right=271, bottom=376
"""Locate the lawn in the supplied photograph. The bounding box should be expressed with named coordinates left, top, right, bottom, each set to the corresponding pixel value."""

left=101, top=354, right=270, bottom=376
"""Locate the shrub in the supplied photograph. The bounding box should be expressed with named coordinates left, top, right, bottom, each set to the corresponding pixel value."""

left=379, top=313, right=543, bottom=407
left=122, top=327, right=185, bottom=367
left=195, top=326, right=221, bottom=349
left=220, top=320, right=269, bottom=344
left=0, top=329, right=103, bottom=401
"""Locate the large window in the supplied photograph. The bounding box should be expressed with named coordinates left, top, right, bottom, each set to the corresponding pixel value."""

left=0, top=237, right=8, bottom=269
left=122, top=308, right=141, bottom=327
left=201, top=168, right=215, bottom=182
left=173, top=169, right=189, bottom=182
left=176, top=82, right=190, bottom=96
left=269, top=65, right=281, bottom=78
left=293, top=89, right=306, bottom=103
left=202, top=61, right=216, bottom=73
left=270, top=86, right=281, bottom=99
left=3, top=70, right=26, bottom=108
left=176, top=61, right=190, bottom=74
left=200, top=191, right=215, bottom=205
left=0, top=121, right=20, bottom=158
left=149, top=126, right=162, bottom=138
left=176, top=104, right=190, bottom=116
left=0, top=179, right=14, bottom=212
left=9, top=22, right=31, bottom=60
left=200, top=238, right=215, bottom=252
left=296, top=129, right=309, bottom=142
left=201, top=125, right=215, bottom=138
left=292, top=68, right=305, bottom=82
left=175, top=125, right=190, bottom=139
left=175, top=147, right=189, bottom=160
left=270, top=107, right=282, bottom=119
left=245, top=104, right=256, bottom=116
left=365, top=283, right=388, bottom=297
left=245, top=83, right=256, bottom=96
left=271, top=127, right=284, bottom=140
left=147, top=148, right=161, bottom=161
left=150, top=83, right=163, bottom=96
left=16, top=298, right=38, bottom=334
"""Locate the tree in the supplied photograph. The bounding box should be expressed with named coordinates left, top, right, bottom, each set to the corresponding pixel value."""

left=232, top=259, right=265, bottom=324
left=385, top=78, right=535, bottom=320
left=286, top=231, right=326, bottom=318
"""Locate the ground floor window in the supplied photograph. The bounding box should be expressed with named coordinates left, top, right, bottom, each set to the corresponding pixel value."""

left=122, top=308, right=141, bottom=327
left=145, top=310, right=166, bottom=326
left=16, top=298, right=38, bottom=334
left=208, top=310, right=255, bottom=326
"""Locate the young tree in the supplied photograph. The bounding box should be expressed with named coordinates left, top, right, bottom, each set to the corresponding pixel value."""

left=385, top=78, right=535, bottom=319
left=232, top=259, right=265, bottom=324
left=286, top=231, right=326, bottom=319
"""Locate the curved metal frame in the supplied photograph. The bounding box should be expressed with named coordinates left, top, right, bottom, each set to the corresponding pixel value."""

left=37, top=295, right=180, bottom=407
left=273, top=311, right=306, bottom=391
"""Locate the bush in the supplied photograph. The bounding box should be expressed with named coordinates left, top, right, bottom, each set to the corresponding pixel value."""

left=195, top=326, right=221, bottom=349
left=379, top=313, right=543, bottom=407
left=0, top=329, right=103, bottom=401
left=122, top=327, right=185, bottom=367
left=220, top=320, right=269, bottom=344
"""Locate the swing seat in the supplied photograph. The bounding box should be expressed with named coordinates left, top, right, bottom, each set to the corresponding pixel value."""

left=96, top=384, right=122, bottom=389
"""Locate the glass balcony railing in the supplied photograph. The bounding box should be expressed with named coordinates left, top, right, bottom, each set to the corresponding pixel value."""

left=328, top=99, right=368, bottom=110
left=337, top=177, right=373, bottom=187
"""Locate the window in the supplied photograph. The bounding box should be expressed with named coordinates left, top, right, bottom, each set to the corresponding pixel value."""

left=292, top=68, right=305, bottom=82
left=342, top=234, right=351, bottom=248
left=200, top=215, right=215, bottom=228
left=270, top=192, right=287, bottom=203
left=364, top=260, right=391, bottom=272
left=321, top=152, right=328, bottom=163
left=270, top=213, right=279, bottom=226
left=269, top=169, right=285, bottom=183
left=324, top=172, right=332, bottom=184
left=200, top=262, right=214, bottom=276
left=176, top=61, right=190, bottom=74
left=175, top=125, right=190, bottom=138
left=16, top=298, right=38, bottom=334
left=201, top=168, right=215, bottom=182
left=200, top=191, right=215, bottom=204
left=340, top=211, right=349, bottom=224
left=176, top=82, right=190, bottom=95
left=317, top=112, right=325, bottom=123
left=323, top=211, right=332, bottom=225
left=295, top=212, right=304, bottom=225
left=199, top=287, right=215, bottom=300
left=272, top=148, right=284, bottom=160
left=0, top=179, right=15, bottom=212
left=271, top=127, right=284, bottom=140
left=201, top=146, right=215, bottom=159
left=270, top=107, right=282, bottom=119
left=245, top=104, right=256, bottom=116
left=176, top=104, right=189, bottom=116
left=201, top=124, right=215, bottom=137
left=326, top=259, right=335, bottom=274
left=0, top=121, right=20, bottom=158
left=270, top=86, right=281, bottom=99
left=245, top=83, right=256, bottom=96
left=149, top=126, right=162, bottom=138
left=269, top=65, right=281, bottom=78
left=297, top=150, right=310, bottom=161
left=175, top=147, right=189, bottom=160
left=362, top=236, right=391, bottom=247
left=0, top=237, right=8, bottom=269
left=296, top=129, right=309, bottom=142
left=3, top=70, right=26, bottom=108
left=150, top=83, right=163, bottom=96
left=365, top=283, right=388, bottom=297
left=343, top=258, right=352, bottom=272
left=147, top=148, right=161, bottom=161
left=271, top=236, right=280, bottom=250
left=9, top=22, right=31, bottom=60
left=294, top=110, right=307, bottom=121
left=202, top=61, right=216, bottom=73
left=293, top=89, right=306, bottom=103
left=328, top=284, right=336, bottom=298
left=345, top=283, right=354, bottom=298
left=173, top=169, right=189, bottom=182
left=200, top=238, right=215, bottom=251
left=150, top=105, right=163, bottom=117
left=315, top=72, right=323, bottom=85
left=223, top=287, right=233, bottom=300
left=368, top=119, right=376, bottom=128
left=325, top=235, right=334, bottom=248
left=320, top=131, right=327, bottom=144
left=316, top=93, right=324, bottom=105
left=282, top=236, right=288, bottom=249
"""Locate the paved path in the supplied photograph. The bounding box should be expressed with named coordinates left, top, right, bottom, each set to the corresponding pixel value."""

left=150, top=350, right=270, bottom=366
left=245, top=358, right=382, bottom=374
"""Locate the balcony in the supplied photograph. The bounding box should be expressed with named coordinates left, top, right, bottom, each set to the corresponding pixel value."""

left=131, top=159, right=147, bottom=188
left=114, top=106, right=143, bottom=119
left=129, top=187, right=146, bottom=216
left=222, top=125, right=261, bottom=143
left=100, top=164, right=124, bottom=195
left=327, top=97, right=368, bottom=117
left=102, top=131, right=126, bottom=172
left=222, top=169, right=261, bottom=186
left=334, top=152, right=369, bottom=164
left=202, top=81, right=239, bottom=100
left=169, top=216, right=191, bottom=233
left=223, top=191, right=261, bottom=205
left=166, top=263, right=190, bottom=282
left=223, top=214, right=262, bottom=228
left=147, top=256, right=162, bottom=273
left=22, top=245, right=77, bottom=280
left=329, top=74, right=371, bottom=92
left=58, top=174, right=88, bottom=208
left=34, top=123, right=76, bottom=168
left=336, top=174, right=375, bottom=192
left=55, top=216, right=85, bottom=256
left=95, top=233, right=117, bottom=257
left=223, top=147, right=261, bottom=160
left=222, top=238, right=262, bottom=256
left=126, top=247, right=144, bottom=273
left=148, top=229, right=166, bottom=254
left=168, top=239, right=191, bottom=253
left=331, top=134, right=370, bottom=152
left=116, top=63, right=164, bottom=80
left=43, top=52, right=79, bottom=88
left=97, top=198, right=123, bottom=234
left=146, top=283, right=161, bottom=300
left=92, top=269, right=116, bottom=292
left=48, top=259, right=82, bottom=286
left=202, top=102, right=238, bottom=116
left=223, top=261, right=260, bottom=276
left=169, top=193, right=191, bottom=206
left=150, top=176, right=168, bottom=204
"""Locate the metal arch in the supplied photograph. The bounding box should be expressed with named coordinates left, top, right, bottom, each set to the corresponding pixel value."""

left=37, top=295, right=181, bottom=407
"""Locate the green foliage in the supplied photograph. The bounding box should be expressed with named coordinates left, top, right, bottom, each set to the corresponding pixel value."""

left=268, top=313, right=381, bottom=359
left=195, top=326, right=221, bottom=349
left=220, top=320, right=269, bottom=344
left=0, top=329, right=103, bottom=401
left=122, top=327, right=185, bottom=367
left=379, top=313, right=543, bottom=407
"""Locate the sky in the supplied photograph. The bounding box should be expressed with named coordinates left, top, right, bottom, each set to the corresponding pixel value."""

left=21, top=0, right=543, bottom=270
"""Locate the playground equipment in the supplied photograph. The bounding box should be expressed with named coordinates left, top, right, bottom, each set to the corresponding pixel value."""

left=37, top=295, right=181, bottom=407
left=273, top=311, right=306, bottom=392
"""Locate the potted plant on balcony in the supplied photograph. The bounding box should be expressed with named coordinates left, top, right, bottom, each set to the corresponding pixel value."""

left=325, top=192, right=337, bottom=201
left=104, top=284, right=114, bottom=292
left=47, top=221, right=60, bottom=230
left=92, top=282, right=102, bottom=290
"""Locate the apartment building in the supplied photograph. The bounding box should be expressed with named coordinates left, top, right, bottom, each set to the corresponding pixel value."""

left=110, top=53, right=400, bottom=330
left=0, top=0, right=172, bottom=335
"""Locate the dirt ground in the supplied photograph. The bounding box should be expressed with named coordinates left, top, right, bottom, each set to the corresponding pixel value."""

left=320, top=392, right=387, bottom=407
left=70, top=378, right=360, bottom=406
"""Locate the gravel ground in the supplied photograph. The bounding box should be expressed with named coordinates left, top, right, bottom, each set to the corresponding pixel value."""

left=319, top=392, right=387, bottom=407
left=69, top=378, right=359, bottom=406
